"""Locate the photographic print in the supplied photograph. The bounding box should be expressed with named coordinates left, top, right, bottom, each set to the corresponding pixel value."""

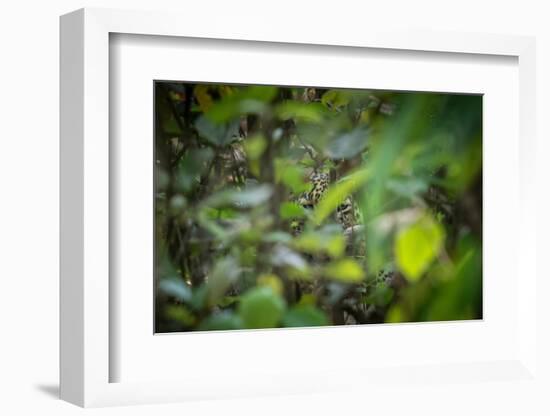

left=154, top=82, right=482, bottom=333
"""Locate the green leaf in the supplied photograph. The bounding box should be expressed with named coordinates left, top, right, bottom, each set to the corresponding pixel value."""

left=270, top=245, right=309, bottom=271
left=282, top=305, right=329, bottom=327
left=243, top=134, right=267, bottom=160
left=292, top=232, right=324, bottom=253
left=257, top=274, right=284, bottom=295
left=326, top=235, right=345, bottom=258
left=159, top=279, right=192, bottom=303
left=207, top=257, right=241, bottom=305
left=280, top=202, right=306, bottom=220
left=386, top=177, right=429, bottom=199
left=423, top=235, right=482, bottom=321
left=165, top=305, right=196, bottom=326
left=238, top=286, right=286, bottom=329
left=275, top=101, right=327, bottom=122
left=275, top=160, right=308, bottom=193
left=203, top=185, right=273, bottom=208
left=386, top=305, right=404, bottom=323
left=195, top=115, right=240, bottom=146
left=325, top=129, right=369, bottom=159
left=261, top=231, right=293, bottom=244
left=203, top=207, right=237, bottom=220
left=321, top=89, right=351, bottom=109
left=176, top=148, right=214, bottom=192
left=395, top=215, right=445, bottom=281
left=206, top=86, right=278, bottom=123
left=198, top=312, right=244, bottom=331
left=324, top=259, right=365, bottom=283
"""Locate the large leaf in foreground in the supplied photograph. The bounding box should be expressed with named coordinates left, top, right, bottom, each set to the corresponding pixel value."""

left=282, top=305, right=329, bottom=327
left=238, top=287, right=286, bottom=329
left=324, top=259, right=365, bottom=283
left=395, top=215, right=444, bottom=281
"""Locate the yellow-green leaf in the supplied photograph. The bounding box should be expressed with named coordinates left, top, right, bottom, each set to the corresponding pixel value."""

left=324, top=259, right=365, bottom=283
left=275, top=160, right=308, bottom=193
left=385, top=305, right=404, bottom=323
left=257, top=274, right=284, bottom=295
left=293, top=233, right=323, bottom=253
left=395, top=215, right=444, bottom=281
left=280, top=202, right=306, bottom=220
left=326, top=235, right=345, bottom=258
left=321, top=89, right=351, bottom=109
left=238, top=286, right=286, bottom=329
left=275, top=101, right=327, bottom=122
left=243, top=134, right=267, bottom=160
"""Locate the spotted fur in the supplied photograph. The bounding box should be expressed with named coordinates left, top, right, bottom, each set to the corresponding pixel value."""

left=291, top=171, right=361, bottom=234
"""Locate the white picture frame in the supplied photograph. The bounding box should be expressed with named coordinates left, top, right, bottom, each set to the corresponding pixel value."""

left=60, top=7, right=538, bottom=408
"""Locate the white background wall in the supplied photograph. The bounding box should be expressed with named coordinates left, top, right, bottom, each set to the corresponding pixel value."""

left=0, top=1, right=548, bottom=414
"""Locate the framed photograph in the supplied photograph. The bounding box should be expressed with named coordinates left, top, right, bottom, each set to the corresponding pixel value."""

left=60, top=8, right=538, bottom=408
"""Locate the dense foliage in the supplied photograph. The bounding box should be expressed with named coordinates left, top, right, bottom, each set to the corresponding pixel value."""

left=154, top=82, right=482, bottom=332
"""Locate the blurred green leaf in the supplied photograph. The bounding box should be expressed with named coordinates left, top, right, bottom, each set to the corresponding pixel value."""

left=276, top=101, right=327, bottom=122
left=282, top=305, right=328, bottom=327
left=395, top=215, right=445, bottom=281
left=165, top=305, right=196, bottom=326
left=195, top=116, right=240, bottom=146
left=261, top=231, right=293, bottom=244
left=326, top=235, right=346, bottom=258
left=275, top=160, right=308, bottom=193
left=243, top=134, right=267, bottom=160
left=207, top=256, right=241, bottom=305
left=324, top=259, right=365, bottom=283
left=203, top=207, right=237, bottom=220
left=386, top=305, right=404, bottom=323
left=198, top=311, right=244, bottom=331
left=204, top=184, right=273, bottom=208
left=159, top=279, right=192, bottom=303
left=325, top=128, right=369, bottom=159
left=292, top=231, right=345, bottom=258
left=423, top=236, right=482, bottom=321
left=270, top=245, right=309, bottom=271
left=280, top=202, right=306, bottom=220
left=257, top=274, right=284, bottom=295
left=292, top=232, right=323, bottom=253
left=386, top=177, right=429, bottom=199
left=176, top=148, right=214, bottom=192
left=321, top=89, right=351, bottom=109
left=206, top=86, right=278, bottom=123
left=238, top=286, right=286, bottom=329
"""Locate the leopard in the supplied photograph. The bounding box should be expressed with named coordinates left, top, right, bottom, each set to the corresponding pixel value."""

left=291, top=171, right=360, bottom=235
left=290, top=170, right=397, bottom=291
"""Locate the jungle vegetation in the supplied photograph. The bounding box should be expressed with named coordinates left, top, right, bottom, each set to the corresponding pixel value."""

left=154, top=81, right=482, bottom=333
